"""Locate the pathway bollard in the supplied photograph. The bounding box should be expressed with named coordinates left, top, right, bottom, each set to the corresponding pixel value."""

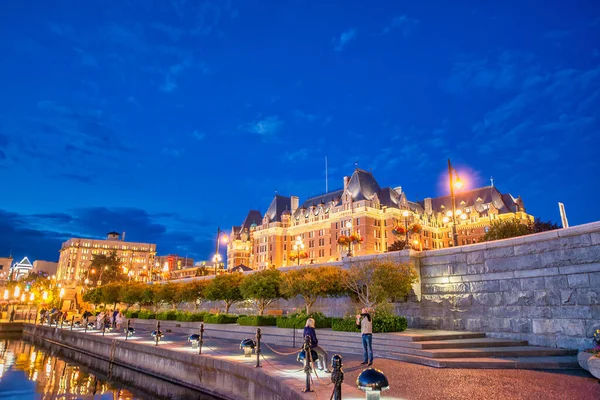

left=302, top=336, right=314, bottom=393
left=70, top=316, right=75, bottom=330
left=255, top=328, right=262, bottom=368
left=331, top=354, right=344, bottom=400
left=102, top=319, right=106, bottom=336
left=84, top=317, right=88, bottom=333
left=60, top=316, right=64, bottom=329
left=125, top=319, right=130, bottom=341
left=357, top=368, right=389, bottom=400
left=199, top=323, right=204, bottom=355
left=155, top=321, right=160, bottom=346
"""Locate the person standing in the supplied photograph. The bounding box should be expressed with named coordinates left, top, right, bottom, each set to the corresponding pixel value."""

left=303, top=318, right=331, bottom=373
left=356, top=308, right=373, bottom=366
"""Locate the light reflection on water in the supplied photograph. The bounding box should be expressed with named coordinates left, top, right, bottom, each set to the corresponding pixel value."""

left=0, top=337, right=139, bottom=399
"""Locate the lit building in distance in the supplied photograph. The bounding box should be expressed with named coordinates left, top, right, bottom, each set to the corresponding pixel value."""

left=0, top=256, right=13, bottom=283
left=57, top=232, right=156, bottom=283
left=33, top=260, right=58, bottom=276
left=10, top=257, right=33, bottom=280
left=227, top=168, right=533, bottom=270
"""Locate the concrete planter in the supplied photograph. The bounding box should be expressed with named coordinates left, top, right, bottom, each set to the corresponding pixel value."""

left=577, top=351, right=594, bottom=371
left=588, top=356, right=600, bottom=380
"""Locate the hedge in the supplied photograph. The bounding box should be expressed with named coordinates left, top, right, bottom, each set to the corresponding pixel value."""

left=157, top=311, right=178, bottom=320
left=125, top=311, right=139, bottom=318
left=276, top=312, right=332, bottom=329
left=237, top=315, right=277, bottom=326
left=137, top=310, right=156, bottom=319
left=203, top=314, right=239, bottom=324
left=331, top=315, right=408, bottom=333
left=176, top=312, right=206, bottom=322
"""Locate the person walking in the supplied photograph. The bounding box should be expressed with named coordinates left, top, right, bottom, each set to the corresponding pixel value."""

left=115, top=311, right=124, bottom=330
left=96, top=311, right=105, bottom=329
left=303, top=318, right=331, bottom=373
left=356, top=308, right=373, bottom=366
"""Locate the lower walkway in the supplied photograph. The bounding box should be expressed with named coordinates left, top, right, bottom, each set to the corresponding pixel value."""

left=29, top=321, right=600, bottom=400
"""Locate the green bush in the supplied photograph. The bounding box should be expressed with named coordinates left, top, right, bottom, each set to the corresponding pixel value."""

left=125, top=311, right=139, bottom=318
left=137, top=310, right=156, bottom=319
left=331, top=315, right=408, bottom=333
left=157, top=311, right=178, bottom=320
left=276, top=312, right=332, bottom=329
left=203, top=314, right=238, bottom=324
left=176, top=312, right=206, bottom=322
left=331, top=318, right=360, bottom=332
left=237, top=315, right=277, bottom=326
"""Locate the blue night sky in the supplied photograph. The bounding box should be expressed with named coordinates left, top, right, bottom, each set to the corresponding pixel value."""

left=1, top=1, right=599, bottom=263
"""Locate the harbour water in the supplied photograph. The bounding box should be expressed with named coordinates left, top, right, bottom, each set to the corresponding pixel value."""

left=0, top=334, right=219, bottom=399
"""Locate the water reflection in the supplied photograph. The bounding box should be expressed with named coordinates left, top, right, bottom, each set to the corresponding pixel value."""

left=0, top=337, right=134, bottom=399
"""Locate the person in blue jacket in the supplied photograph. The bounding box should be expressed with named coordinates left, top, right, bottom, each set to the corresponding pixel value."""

left=303, top=318, right=331, bottom=373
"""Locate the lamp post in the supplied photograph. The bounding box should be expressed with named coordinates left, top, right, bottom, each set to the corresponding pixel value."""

left=213, top=227, right=229, bottom=275
left=59, top=287, right=65, bottom=310
left=401, top=210, right=410, bottom=248
left=293, top=236, right=305, bottom=266
left=346, top=221, right=354, bottom=257
left=447, top=159, right=464, bottom=247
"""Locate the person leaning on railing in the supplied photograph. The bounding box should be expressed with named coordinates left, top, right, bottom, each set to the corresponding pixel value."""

left=303, top=318, right=332, bottom=373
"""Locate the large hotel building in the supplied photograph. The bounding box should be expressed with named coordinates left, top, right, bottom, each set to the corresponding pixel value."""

left=57, top=232, right=156, bottom=283
left=227, top=168, right=533, bottom=270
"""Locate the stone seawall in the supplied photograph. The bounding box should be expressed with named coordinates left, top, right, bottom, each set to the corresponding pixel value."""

left=397, top=222, right=600, bottom=350
left=22, top=325, right=304, bottom=400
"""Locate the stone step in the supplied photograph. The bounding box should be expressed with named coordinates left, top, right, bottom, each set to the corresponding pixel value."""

left=401, top=338, right=530, bottom=350
left=416, top=346, right=577, bottom=359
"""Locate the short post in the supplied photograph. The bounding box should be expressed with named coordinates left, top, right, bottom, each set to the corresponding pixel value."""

left=198, top=323, right=204, bottom=355
left=102, top=319, right=106, bottom=336
left=302, top=336, right=313, bottom=393
left=70, top=316, right=75, bottom=330
left=331, top=354, right=344, bottom=400
left=84, top=317, right=88, bottom=333
left=125, top=319, right=130, bottom=341
left=155, top=321, right=160, bottom=346
left=60, top=316, right=64, bottom=329
left=255, top=328, right=262, bottom=368
left=34, top=314, right=38, bottom=325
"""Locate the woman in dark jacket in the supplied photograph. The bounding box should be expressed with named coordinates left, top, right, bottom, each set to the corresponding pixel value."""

left=303, top=318, right=331, bottom=373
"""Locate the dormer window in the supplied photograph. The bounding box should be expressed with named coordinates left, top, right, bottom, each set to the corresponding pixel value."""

left=476, top=197, right=483, bottom=202
left=460, top=200, right=466, bottom=205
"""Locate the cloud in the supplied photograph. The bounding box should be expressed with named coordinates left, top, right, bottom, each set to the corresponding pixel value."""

left=192, top=130, right=205, bottom=140
left=283, top=149, right=309, bottom=162
left=149, top=22, right=184, bottom=41
left=291, top=109, right=319, bottom=122
left=74, top=48, right=99, bottom=67
left=160, top=55, right=194, bottom=93
left=243, top=116, right=283, bottom=137
left=333, top=29, right=356, bottom=52
left=382, top=15, right=419, bottom=37
left=0, top=207, right=215, bottom=262
left=162, top=147, right=184, bottom=157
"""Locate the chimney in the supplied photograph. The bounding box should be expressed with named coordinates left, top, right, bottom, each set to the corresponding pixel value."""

left=122, top=231, right=126, bottom=242
left=291, top=196, right=299, bottom=214
left=424, top=198, right=432, bottom=214
left=343, top=176, right=350, bottom=191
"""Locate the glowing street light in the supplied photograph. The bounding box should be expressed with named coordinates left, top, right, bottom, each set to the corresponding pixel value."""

left=42, top=292, right=48, bottom=301
left=292, top=236, right=306, bottom=266
left=3, top=289, right=8, bottom=300
left=14, top=286, right=20, bottom=298
left=401, top=210, right=411, bottom=247
left=447, top=159, right=464, bottom=247
left=213, top=227, right=229, bottom=275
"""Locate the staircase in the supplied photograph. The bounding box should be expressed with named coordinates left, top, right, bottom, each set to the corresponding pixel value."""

left=128, top=320, right=579, bottom=370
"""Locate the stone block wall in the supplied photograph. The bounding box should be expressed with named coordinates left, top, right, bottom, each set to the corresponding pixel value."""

left=397, top=222, right=600, bottom=349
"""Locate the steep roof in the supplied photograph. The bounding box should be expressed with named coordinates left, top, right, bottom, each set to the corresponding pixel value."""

left=241, top=210, right=263, bottom=230
left=346, top=169, right=381, bottom=201
left=294, top=189, right=343, bottom=217
left=264, top=195, right=291, bottom=222
left=418, top=186, right=519, bottom=214
left=231, top=264, right=253, bottom=272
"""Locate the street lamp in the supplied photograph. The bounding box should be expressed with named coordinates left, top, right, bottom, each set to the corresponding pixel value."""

left=293, top=236, right=305, bottom=266
left=346, top=221, right=354, bottom=257
left=447, top=159, right=463, bottom=247
left=401, top=210, right=410, bottom=247
left=213, top=227, right=229, bottom=275
left=59, top=288, right=65, bottom=310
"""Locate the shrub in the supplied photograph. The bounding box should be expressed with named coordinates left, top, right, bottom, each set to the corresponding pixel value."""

left=237, top=315, right=277, bottom=326
left=331, top=315, right=408, bottom=333
left=203, top=314, right=238, bottom=324
left=137, top=310, right=156, bottom=319
left=156, top=311, right=178, bottom=321
left=125, top=311, right=139, bottom=318
left=176, top=312, right=206, bottom=322
left=276, top=312, right=332, bottom=329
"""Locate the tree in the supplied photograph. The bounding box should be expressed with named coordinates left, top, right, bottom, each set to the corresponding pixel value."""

left=342, top=259, right=417, bottom=309
left=481, top=218, right=533, bottom=242
left=240, top=269, right=284, bottom=315
left=89, top=251, right=126, bottom=285
left=83, top=287, right=103, bottom=307
left=155, top=282, right=179, bottom=310
left=179, top=280, right=210, bottom=309
left=121, top=284, right=145, bottom=311
left=140, top=285, right=159, bottom=312
left=205, top=273, right=244, bottom=314
left=281, top=266, right=345, bottom=314
left=386, top=240, right=406, bottom=252
left=101, top=283, right=122, bottom=308
left=533, top=217, right=560, bottom=233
